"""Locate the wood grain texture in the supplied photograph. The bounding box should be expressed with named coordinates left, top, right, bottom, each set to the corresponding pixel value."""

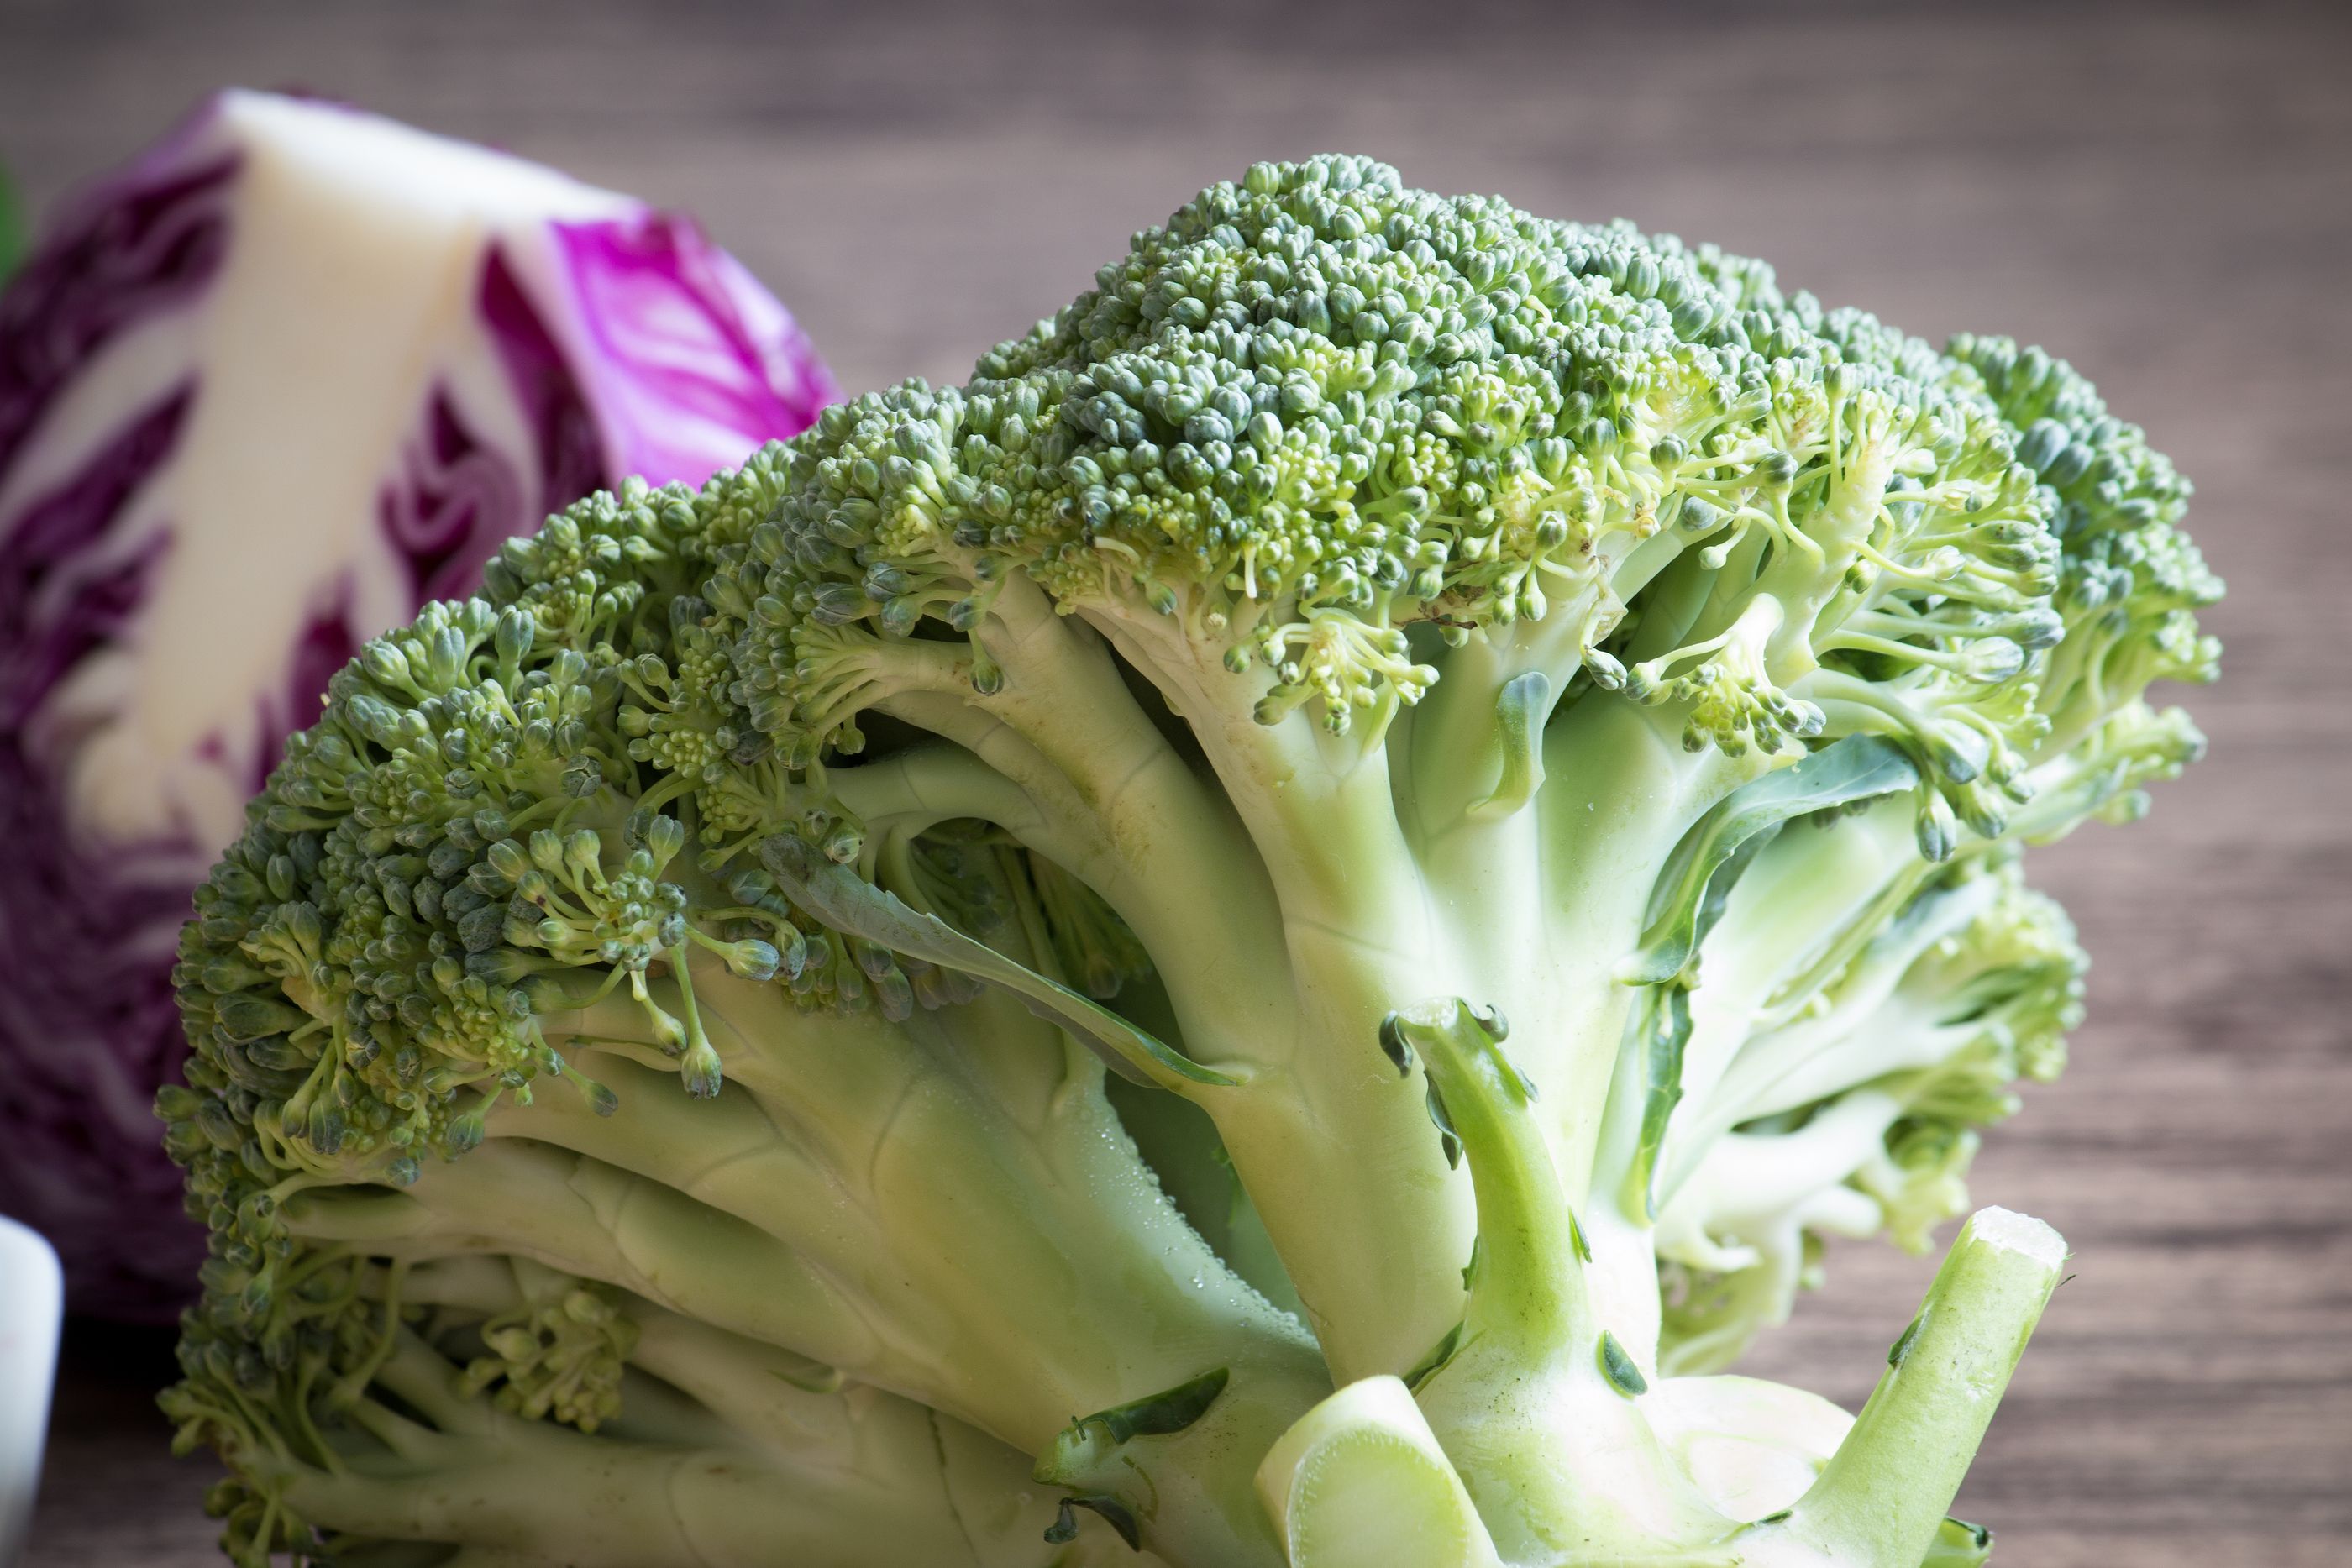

left=3, top=1, right=2345, bottom=1562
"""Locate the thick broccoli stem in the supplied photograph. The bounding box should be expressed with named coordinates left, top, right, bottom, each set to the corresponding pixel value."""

left=1068, top=595, right=1427, bottom=949
left=1396, top=1000, right=1735, bottom=1561
left=1200, top=911, right=1475, bottom=1381
left=816, top=580, right=1295, bottom=1061
left=293, top=1122, right=1315, bottom=1566
left=260, top=1331, right=1031, bottom=1568
left=905, top=574, right=1289, bottom=1011
left=1387, top=688, right=1758, bottom=1372
left=816, top=574, right=1476, bottom=1382
left=619, top=1309, right=1121, bottom=1566
left=1026, top=606, right=1763, bottom=1385
left=1253, top=1375, right=1504, bottom=1568
left=535, top=967, right=1330, bottom=1565
left=1509, top=702, right=1758, bottom=1365
left=1736, top=1209, right=2065, bottom=1566
left=282, top=1142, right=904, bottom=1385
left=1135, top=627, right=1700, bottom=1394
left=1517, top=698, right=1754, bottom=1193
left=1119, top=664, right=1469, bottom=1387
left=870, top=592, right=1471, bottom=1384
left=842, top=555, right=1766, bottom=1398
left=397, top=1261, right=1107, bottom=1563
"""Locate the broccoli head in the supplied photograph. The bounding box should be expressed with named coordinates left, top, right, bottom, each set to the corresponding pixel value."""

left=161, top=156, right=2214, bottom=1566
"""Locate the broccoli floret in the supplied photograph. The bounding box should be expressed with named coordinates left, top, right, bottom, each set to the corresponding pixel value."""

left=161, top=156, right=2214, bottom=1566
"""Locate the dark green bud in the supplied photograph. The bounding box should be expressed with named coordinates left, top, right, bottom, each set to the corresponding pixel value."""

left=1597, top=1330, right=1647, bottom=1398
left=680, top=1040, right=724, bottom=1099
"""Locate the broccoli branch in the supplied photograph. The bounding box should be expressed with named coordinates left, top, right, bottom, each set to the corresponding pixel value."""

left=255, top=1329, right=1092, bottom=1568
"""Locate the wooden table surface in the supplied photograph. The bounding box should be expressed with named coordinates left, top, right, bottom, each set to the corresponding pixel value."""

left=3, top=2, right=2346, bottom=1562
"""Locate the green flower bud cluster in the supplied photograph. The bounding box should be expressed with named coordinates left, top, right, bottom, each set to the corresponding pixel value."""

left=1944, top=333, right=2220, bottom=758
left=2011, top=700, right=2210, bottom=838
left=704, top=158, right=2063, bottom=753
left=158, top=1249, right=396, bottom=1566
left=675, top=154, right=2184, bottom=890
left=459, top=1280, right=638, bottom=1434
left=1860, top=868, right=2087, bottom=1251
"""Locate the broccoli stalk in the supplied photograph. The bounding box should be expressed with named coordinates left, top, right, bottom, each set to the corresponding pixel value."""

left=222, top=1294, right=1127, bottom=1567
left=160, top=157, right=2214, bottom=1565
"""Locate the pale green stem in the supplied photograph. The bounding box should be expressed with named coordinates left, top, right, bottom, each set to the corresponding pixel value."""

left=1402, top=614, right=1561, bottom=836
left=1256, top=1376, right=1504, bottom=1568
left=873, top=684, right=1297, bottom=1048
left=280, top=1140, right=906, bottom=1393
left=1393, top=1000, right=1591, bottom=1354
left=1739, top=1208, right=2066, bottom=1567
left=1074, top=600, right=1425, bottom=940
left=1036, top=600, right=1484, bottom=1386
left=1535, top=695, right=1761, bottom=1214
left=396, top=1263, right=1111, bottom=1564
left=548, top=975, right=1328, bottom=1566
left=266, top=1333, right=1016, bottom=1568
left=828, top=740, right=1062, bottom=849
left=1654, top=802, right=1929, bottom=1201
left=974, top=574, right=1294, bottom=1002
left=1400, top=999, right=1737, bottom=1562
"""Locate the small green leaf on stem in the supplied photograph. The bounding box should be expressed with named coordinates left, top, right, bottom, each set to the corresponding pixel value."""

left=1404, top=1321, right=1464, bottom=1392
left=1597, top=1330, right=1647, bottom=1398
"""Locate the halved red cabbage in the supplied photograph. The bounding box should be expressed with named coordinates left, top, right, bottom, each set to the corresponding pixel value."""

left=0, top=91, right=837, bottom=1316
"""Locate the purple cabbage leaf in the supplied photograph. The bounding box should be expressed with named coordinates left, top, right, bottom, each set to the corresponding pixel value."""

left=0, top=90, right=837, bottom=1316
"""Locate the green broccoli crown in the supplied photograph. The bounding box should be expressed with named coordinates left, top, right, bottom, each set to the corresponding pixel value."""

left=676, top=156, right=2208, bottom=861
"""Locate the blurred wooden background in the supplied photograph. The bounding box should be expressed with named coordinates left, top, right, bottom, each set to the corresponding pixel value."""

left=3, top=1, right=2345, bottom=1562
